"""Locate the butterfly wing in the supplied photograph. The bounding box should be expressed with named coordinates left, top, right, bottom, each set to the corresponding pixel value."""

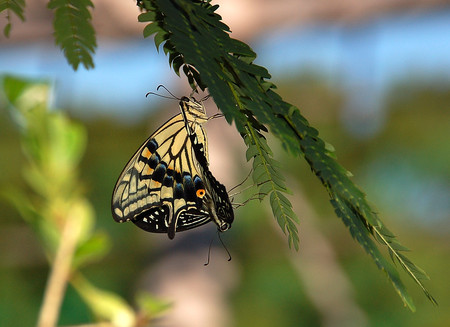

left=178, top=97, right=234, bottom=231
left=112, top=96, right=234, bottom=239
left=188, top=132, right=234, bottom=231
left=111, top=113, right=211, bottom=239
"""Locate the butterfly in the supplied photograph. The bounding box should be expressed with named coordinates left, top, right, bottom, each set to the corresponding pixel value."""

left=111, top=96, right=234, bottom=239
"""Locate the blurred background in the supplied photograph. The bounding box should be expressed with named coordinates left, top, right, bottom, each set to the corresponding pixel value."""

left=1, top=0, right=449, bottom=326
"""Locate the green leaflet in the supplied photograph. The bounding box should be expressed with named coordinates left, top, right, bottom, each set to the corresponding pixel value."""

left=48, top=0, right=97, bottom=70
left=244, top=127, right=299, bottom=251
left=137, top=0, right=437, bottom=310
left=331, top=196, right=416, bottom=310
left=0, top=0, right=25, bottom=37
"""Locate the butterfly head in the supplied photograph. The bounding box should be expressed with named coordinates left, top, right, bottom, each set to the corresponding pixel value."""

left=205, top=196, right=234, bottom=233
left=218, top=221, right=231, bottom=232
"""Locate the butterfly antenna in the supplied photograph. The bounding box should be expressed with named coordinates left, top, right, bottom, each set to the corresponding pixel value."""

left=218, top=231, right=232, bottom=262
left=157, top=84, right=180, bottom=98
left=146, top=85, right=180, bottom=99
left=204, top=234, right=215, bottom=266
left=145, top=91, right=175, bottom=100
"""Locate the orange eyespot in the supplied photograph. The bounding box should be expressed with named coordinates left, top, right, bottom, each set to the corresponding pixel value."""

left=196, top=189, right=206, bottom=198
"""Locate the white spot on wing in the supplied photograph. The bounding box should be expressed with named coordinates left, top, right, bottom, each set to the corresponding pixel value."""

left=114, top=208, right=123, bottom=218
left=129, top=202, right=137, bottom=213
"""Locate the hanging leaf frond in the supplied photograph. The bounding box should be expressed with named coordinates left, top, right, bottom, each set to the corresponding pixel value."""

left=48, top=0, right=97, bottom=70
left=0, top=0, right=25, bottom=37
left=244, top=125, right=299, bottom=250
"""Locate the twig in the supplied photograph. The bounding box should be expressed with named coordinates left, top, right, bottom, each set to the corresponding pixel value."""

left=37, top=213, right=81, bottom=327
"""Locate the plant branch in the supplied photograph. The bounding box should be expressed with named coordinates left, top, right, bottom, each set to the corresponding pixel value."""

left=37, top=213, right=81, bottom=327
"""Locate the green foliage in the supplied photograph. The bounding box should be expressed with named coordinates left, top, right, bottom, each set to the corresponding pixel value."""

left=1, top=76, right=168, bottom=325
left=47, top=0, right=96, bottom=70
left=244, top=126, right=299, bottom=250
left=1, top=0, right=96, bottom=68
left=0, top=0, right=25, bottom=37
left=137, top=0, right=436, bottom=310
left=71, top=275, right=136, bottom=326
left=136, top=292, right=173, bottom=319
left=3, top=75, right=94, bottom=252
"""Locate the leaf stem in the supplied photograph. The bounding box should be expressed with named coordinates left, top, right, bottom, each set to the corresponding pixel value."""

left=37, top=214, right=80, bottom=327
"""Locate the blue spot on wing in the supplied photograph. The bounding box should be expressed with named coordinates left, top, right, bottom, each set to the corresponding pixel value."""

left=183, top=173, right=196, bottom=202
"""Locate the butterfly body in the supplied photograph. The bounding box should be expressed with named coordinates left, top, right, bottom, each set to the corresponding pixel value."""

left=112, top=97, right=233, bottom=239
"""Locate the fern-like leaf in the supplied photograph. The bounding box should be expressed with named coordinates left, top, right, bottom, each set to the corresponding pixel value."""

left=48, top=0, right=96, bottom=70
left=137, top=0, right=437, bottom=310
left=244, top=126, right=299, bottom=250
left=0, top=0, right=25, bottom=37
left=373, top=226, right=438, bottom=306
left=283, top=106, right=438, bottom=308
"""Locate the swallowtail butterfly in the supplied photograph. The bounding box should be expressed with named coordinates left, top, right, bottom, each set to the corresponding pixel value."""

left=111, top=96, right=234, bottom=239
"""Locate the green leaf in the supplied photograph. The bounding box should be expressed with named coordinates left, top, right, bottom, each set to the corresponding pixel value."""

left=138, top=11, right=156, bottom=22
left=0, top=0, right=25, bottom=37
left=154, top=31, right=169, bottom=51
left=72, top=274, right=136, bottom=327
left=48, top=0, right=97, bottom=70
left=331, top=196, right=416, bottom=311
left=63, top=200, right=109, bottom=270
left=1, top=187, right=39, bottom=225
left=243, top=126, right=299, bottom=249
left=3, top=22, right=11, bottom=37
left=136, top=292, right=172, bottom=319
left=73, top=231, right=111, bottom=269
left=373, top=226, right=438, bottom=306
left=143, top=22, right=161, bottom=38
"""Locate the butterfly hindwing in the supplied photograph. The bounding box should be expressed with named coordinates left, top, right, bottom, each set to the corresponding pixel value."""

left=112, top=116, right=210, bottom=238
left=188, top=132, right=234, bottom=231
left=132, top=205, right=171, bottom=233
